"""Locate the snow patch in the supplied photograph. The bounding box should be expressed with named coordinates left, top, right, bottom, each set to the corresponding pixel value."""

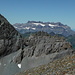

left=32, top=28, right=36, bottom=30
left=18, top=64, right=21, bottom=68
left=32, top=23, right=45, bottom=26
left=48, top=24, right=58, bottom=28
left=48, top=24, right=55, bottom=27
left=23, top=27, right=30, bottom=29
left=4, top=64, right=6, bottom=66
left=14, top=26, right=18, bottom=28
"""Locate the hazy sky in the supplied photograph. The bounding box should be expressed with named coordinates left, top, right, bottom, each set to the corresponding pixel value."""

left=0, top=0, right=75, bottom=29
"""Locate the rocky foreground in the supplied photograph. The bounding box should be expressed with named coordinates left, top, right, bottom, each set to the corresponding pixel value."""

left=15, top=53, right=75, bottom=75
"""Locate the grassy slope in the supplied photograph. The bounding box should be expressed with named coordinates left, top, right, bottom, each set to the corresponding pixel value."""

left=15, top=54, right=75, bottom=75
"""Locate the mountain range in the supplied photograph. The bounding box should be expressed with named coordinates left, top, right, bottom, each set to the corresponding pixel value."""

left=13, top=21, right=75, bottom=36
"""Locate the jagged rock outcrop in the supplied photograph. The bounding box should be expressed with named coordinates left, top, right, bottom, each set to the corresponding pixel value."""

left=13, top=32, right=74, bottom=64
left=23, top=32, right=73, bottom=56
left=8, top=31, right=73, bottom=72
left=0, top=14, right=24, bottom=57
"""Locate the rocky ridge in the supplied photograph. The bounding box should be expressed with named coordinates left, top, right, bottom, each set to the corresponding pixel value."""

left=12, top=31, right=74, bottom=71
left=22, top=31, right=73, bottom=57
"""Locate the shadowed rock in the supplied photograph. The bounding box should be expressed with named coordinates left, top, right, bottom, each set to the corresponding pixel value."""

left=0, top=14, right=24, bottom=57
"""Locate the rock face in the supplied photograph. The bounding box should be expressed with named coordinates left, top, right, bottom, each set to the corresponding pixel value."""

left=22, top=32, right=73, bottom=57
left=0, top=14, right=23, bottom=57
left=13, top=21, right=75, bottom=36
left=14, top=31, right=74, bottom=64
left=9, top=31, right=73, bottom=72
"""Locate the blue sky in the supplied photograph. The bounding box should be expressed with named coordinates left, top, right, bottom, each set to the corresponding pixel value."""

left=0, top=0, right=75, bottom=29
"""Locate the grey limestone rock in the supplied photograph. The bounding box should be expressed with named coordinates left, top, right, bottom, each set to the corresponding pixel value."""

left=0, top=49, right=22, bottom=75
left=14, top=32, right=73, bottom=66
left=21, top=53, right=57, bottom=71
left=0, top=14, right=24, bottom=57
left=22, top=34, right=73, bottom=57
left=2, top=62, right=20, bottom=75
left=21, top=49, right=73, bottom=71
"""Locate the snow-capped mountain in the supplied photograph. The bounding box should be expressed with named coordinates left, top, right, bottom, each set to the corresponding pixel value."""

left=13, top=21, right=75, bottom=36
